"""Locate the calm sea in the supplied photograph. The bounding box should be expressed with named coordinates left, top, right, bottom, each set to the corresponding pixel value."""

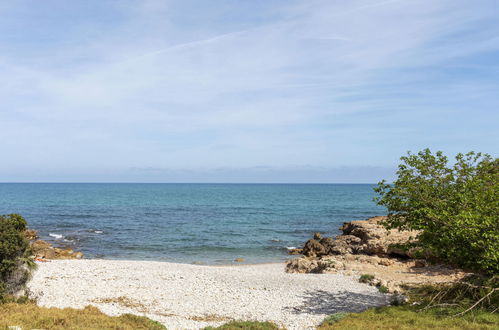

left=0, top=183, right=384, bottom=264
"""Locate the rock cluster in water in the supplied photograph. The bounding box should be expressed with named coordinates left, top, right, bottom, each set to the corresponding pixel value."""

left=25, top=229, right=84, bottom=260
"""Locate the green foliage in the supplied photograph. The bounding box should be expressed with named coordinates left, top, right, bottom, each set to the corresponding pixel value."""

left=374, top=149, right=499, bottom=274
left=358, top=274, right=375, bottom=283
left=377, top=285, right=389, bottom=294
left=0, top=214, right=35, bottom=300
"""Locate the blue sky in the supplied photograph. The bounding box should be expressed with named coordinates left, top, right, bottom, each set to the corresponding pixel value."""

left=0, top=0, right=498, bottom=183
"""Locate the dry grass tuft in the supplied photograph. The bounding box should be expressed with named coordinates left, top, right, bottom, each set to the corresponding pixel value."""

left=0, top=302, right=165, bottom=330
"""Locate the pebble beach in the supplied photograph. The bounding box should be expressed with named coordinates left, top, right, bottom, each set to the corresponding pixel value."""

left=28, top=259, right=390, bottom=329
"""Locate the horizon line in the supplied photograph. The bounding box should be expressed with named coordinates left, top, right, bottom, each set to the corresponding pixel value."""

left=0, top=182, right=381, bottom=185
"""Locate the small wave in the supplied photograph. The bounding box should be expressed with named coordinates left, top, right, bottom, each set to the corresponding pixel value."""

left=49, top=233, right=63, bottom=239
left=87, top=229, right=104, bottom=234
left=286, top=246, right=297, bottom=250
left=270, top=239, right=281, bottom=242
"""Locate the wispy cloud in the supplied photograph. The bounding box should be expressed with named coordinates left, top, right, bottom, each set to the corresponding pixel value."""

left=0, top=0, right=497, bottom=182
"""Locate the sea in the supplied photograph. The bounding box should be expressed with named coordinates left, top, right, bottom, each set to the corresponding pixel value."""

left=0, top=183, right=385, bottom=264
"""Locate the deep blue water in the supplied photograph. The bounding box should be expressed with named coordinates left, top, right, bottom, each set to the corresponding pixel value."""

left=0, top=183, right=384, bottom=264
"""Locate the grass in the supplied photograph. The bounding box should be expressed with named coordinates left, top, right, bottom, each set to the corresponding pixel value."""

left=204, top=321, right=281, bottom=329
left=318, top=305, right=499, bottom=330
left=0, top=302, right=166, bottom=330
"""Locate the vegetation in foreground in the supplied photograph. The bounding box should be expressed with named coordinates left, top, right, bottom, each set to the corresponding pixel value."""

left=318, top=305, right=499, bottom=330
left=0, top=302, right=166, bottom=330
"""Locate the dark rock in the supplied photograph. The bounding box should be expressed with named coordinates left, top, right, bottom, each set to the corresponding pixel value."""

left=302, top=239, right=326, bottom=257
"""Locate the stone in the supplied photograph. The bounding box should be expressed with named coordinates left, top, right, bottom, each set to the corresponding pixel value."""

left=313, top=232, right=322, bottom=240
left=285, top=257, right=318, bottom=273
left=301, top=239, right=326, bottom=257
left=31, top=239, right=83, bottom=260
left=378, top=258, right=395, bottom=266
left=234, top=258, right=245, bottom=263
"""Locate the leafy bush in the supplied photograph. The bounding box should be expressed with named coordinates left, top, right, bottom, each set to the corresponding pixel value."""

left=0, top=214, right=35, bottom=300
left=375, top=149, right=498, bottom=274
left=377, top=285, right=389, bottom=294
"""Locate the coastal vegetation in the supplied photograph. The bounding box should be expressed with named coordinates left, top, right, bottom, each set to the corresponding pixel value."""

left=0, top=214, right=35, bottom=301
left=375, top=149, right=498, bottom=274
left=317, top=304, right=499, bottom=329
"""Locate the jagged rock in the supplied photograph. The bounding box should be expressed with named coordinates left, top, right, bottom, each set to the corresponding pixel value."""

left=340, top=216, right=418, bottom=257
left=285, top=257, right=318, bottom=273
left=328, top=235, right=361, bottom=255
left=316, top=257, right=344, bottom=273
left=297, top=216, right=417, bottom=258
left=301, top=239, right=326, bottom=257
left=31, top=239, right=83, bottom=260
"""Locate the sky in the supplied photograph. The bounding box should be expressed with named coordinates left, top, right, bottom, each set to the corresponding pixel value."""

left=0, top=0, right=498, bottom=183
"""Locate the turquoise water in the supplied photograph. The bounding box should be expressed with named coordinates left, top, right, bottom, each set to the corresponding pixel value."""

left=0, top=183, right=384, bottom=264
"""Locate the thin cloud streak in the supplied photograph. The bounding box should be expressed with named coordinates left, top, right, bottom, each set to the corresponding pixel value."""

left=0, top=0, right=497, bottom=182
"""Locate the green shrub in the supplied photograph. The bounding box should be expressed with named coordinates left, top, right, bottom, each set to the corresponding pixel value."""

left=374, top=149, right=498, bottom=274
left=0, top=214, right=35, bottom=300
left=359, top=274, right=375, bottom=283
left=377, top=285, right=389, bottom=294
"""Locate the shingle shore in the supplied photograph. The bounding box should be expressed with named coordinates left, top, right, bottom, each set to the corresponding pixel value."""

left=28, top=259, right=389, bottom=329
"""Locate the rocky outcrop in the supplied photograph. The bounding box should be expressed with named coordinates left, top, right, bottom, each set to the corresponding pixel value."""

left=285, top=216, right=467, bottom=294
left=297, top=216, right=419, bottom=259
left=25, top=229, right=84, bottom=260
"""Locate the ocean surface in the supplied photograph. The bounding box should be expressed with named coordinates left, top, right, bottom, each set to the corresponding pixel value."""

left=0, top=183, right=385, bottom=264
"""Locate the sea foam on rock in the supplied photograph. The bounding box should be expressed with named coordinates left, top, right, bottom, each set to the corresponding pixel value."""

left=25, top=229, right=84, bottom=260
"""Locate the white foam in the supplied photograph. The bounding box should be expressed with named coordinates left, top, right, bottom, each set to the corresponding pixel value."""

left=49, top=233, right=63, bottom=239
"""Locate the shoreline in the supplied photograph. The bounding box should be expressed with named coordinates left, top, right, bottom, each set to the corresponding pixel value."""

left=28, top=259, right=390, bottom=330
